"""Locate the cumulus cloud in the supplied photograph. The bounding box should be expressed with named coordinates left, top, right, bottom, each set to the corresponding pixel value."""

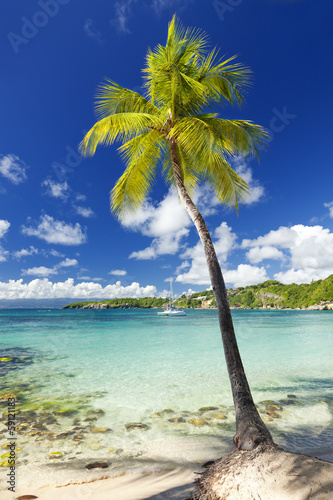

left=242, top=224, right=333, bottom=284
left=0, top=220, right=10, bottom=238
left=22, top=266, right=58, bottom=277
left=0, top=278, right=157, bottom=300
left=224, top=264, right=269, bottom=288
left=130, top=228, right=189, bottom=260
left=13, top=246, right=39, bottom=260
left=21, top=257, right=78, bottom=277
left=58, top=258, right=78, bottom=267
left=0, top=155, right=28, bottom=184
left=42, top=179, right=70, bottom=200
left=123, top=189, right=191, bottom=260
left=74, top=206, right=95, bottom=218
left=109, top=269, right=127, bottom=276
left=246, top=245, right=285, bottom=264
left=176, top=222, right=237, bottom=285
left=21, top=215, right=87, bottom=246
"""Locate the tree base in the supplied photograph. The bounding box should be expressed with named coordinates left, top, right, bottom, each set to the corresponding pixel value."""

left=192, top=444, right=333, bottom=499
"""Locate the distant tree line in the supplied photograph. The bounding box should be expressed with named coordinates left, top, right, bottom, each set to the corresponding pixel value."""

left=63, top=275, right=333, bottom=310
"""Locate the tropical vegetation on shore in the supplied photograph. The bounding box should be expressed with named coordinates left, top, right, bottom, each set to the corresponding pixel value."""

left=80, top=15, right=272, bottom=450
left=63, top=274, right=333, bottom=310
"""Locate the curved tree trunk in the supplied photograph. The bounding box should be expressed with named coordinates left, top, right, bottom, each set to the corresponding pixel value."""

left=170, top=142, right=274, bottom=451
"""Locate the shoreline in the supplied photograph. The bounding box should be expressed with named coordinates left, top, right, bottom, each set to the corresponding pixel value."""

left=2, top=443, right=333, bottom=500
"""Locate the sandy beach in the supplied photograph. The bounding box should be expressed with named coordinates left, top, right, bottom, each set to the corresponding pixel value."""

left=3, top=448, right=333, bottom=500
left=2, top=467, right=196, bottom=500
left=0, top=435, right=226, bottom=500
left=2, top=436, right=333, bottom=500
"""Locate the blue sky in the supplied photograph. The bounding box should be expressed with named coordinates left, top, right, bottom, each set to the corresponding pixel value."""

left=1, top=0, right=333, bottom=302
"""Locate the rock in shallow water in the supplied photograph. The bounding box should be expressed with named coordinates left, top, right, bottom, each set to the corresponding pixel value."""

left=85, top=462, right=109, bottom=469
left=125, top=422, right=149, bottom=430
left=168, top=417, right=186, bottom=423
left=188, top=418, right=207, bottom=426
left=199, top=406, right=219, bottom=412
left=90, top=427, right=111, bottom=433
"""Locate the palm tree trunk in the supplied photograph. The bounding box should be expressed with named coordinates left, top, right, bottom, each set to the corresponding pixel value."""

left=170, top=141, right=274, bottom=451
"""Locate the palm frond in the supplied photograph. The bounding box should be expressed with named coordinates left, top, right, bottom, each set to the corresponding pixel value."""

left=205, top=153, right=250, bottom=211
left=94, top=79, right=159, bottom=119
left=171, top=115, right=269, bottom=161
left=80, top=112, right=159, bottom=157
left=111, top=130, right=165, bottom=217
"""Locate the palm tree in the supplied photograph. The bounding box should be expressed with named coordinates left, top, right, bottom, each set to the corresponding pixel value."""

left=80, top=16, right=274, bottom=451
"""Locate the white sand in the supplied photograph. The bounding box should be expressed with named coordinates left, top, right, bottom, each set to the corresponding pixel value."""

left=2, top=467, right=196, bottom=500
left=1, top=438, right=333, bottom=500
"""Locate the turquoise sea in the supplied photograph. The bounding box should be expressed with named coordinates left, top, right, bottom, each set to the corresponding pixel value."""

left=0, top=308, right=333, bottom=487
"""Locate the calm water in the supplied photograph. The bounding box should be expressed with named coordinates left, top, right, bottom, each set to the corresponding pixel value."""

left=0, top=308, right=333, bottom=486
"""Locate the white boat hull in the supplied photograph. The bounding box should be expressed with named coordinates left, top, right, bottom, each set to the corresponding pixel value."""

left=157, top=310, right=186, bottom=316
left=157, top=278, right=186, bottom=316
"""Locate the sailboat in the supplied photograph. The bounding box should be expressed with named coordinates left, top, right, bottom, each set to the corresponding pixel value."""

left=157, top=278, right=186, bottom=317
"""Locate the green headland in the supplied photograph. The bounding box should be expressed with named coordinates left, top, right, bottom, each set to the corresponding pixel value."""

left=63, top=275, right=333, bottom=310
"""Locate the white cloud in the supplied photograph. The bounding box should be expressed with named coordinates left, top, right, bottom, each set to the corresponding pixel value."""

left=324, top=201, right=333, bottom=218
left=129, top=247, right=158, bottom=260
left=109, top=269, right=127, bottom=276
left=111, top=1, right=136, bottom=33
left=58, top=258, right=78, bottom=267
left=176, top=222, right=237, bottom=285
left=224, top=264, right=269, bottom=288
left=122, top=183, right=259, bottom=262
left=242, top=224, right=333, bottom=284
left=176, top=260, right=190, bottom=274
left=234, top=160, right=265, bottom=205
left=0, top=278, right=157, bottom=300
left=0, top=220, right=10, bottom=238
left=48, top=249, right=65, bottom=258
left=22, top=266, right=58, bottom=277
left=242, top=226, right=298, bottom=250
left=75, top=206, right=95, bottom=218
left=13, top=246, right=38, bottom=260
left=130, top=228, right=189, bottom=260
left=83, top=18, right=103, bottom=43
left=0, top=247, right=9, bottom=262
left=0, top=155, right=28, bottom=184
left=0, top=220, right=10, bottom=262
left=76, top=193, right=87, bottom=202
left=42, top=179, right=70, bottom=200
left=151, top=0, right=191, bottom=13
left=273, top=268, right=332, bottom=285
left=246, top=246, right=285, bottom=264
left=123, top=189, right=191, bottom=260
left=22, top=215, right=87, bottom=246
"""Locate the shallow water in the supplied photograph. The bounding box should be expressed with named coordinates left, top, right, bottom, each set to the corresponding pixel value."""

left=0, top=308, right=333, bottom=487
